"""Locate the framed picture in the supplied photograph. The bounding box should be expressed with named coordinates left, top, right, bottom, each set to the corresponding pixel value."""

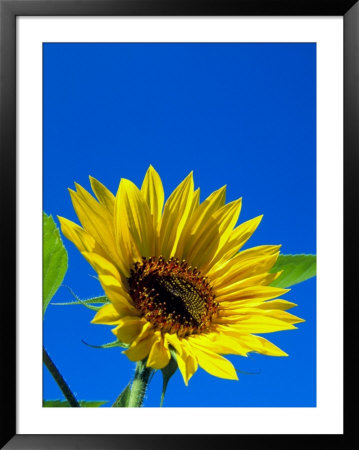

left=1, top=0, right=354, bottom=448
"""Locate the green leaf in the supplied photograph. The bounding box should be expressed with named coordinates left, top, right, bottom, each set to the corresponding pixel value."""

left=43, top=400, right=108, bottom=407
left=81, top=339, right=129, bottom=349
left=160, top=350, right=178, bottom=407
left=112, top=383, right=132, bottom=407
left=269, top=254, right=316, bottom=288
left=43, top=213, right=68, bottom=316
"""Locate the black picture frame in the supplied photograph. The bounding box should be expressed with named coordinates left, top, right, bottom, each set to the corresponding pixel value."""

left=1, top=0, right=356, bottom=448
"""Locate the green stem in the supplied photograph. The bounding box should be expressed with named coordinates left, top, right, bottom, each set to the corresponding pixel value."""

left=127, top=360, right=153, bottom=407
left=43, top=347, right=80, bottom=407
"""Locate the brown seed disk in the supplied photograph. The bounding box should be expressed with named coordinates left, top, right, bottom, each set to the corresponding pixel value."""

left=128, top=256, right=218, bottom=337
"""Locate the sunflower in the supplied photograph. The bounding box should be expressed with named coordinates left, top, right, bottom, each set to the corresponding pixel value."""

left=58, top=166, right=304, bottom=385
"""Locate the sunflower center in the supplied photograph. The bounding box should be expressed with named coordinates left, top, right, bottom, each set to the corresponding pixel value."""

left=128, top=256, right=218, bottom=337
left=149, top=275, right=206, bottom=325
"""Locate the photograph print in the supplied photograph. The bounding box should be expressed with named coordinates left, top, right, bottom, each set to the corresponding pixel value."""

left=42, top=43, right=316, bottom=408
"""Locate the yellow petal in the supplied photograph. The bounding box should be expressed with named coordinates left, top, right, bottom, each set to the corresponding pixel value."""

left=112, top=316, right=146, bottom=344
left=81, top=251, right=120, bottom=278
left=191, top=188, right=201, bottom=211
left=123, top=329, right=155, bottom=362
left=58, top=216, right=106, bottom=256
left=91, top=303, right=122, bottom=325
left=186, top=198, right=242, bottom=270
left=115, top=179, right=154, bottom=261
left=248, top=308, right=304, bottom=324
left=215, top=327, right=288, bottom=357
left=246, top=271, right=282, bottom=287
left=166, top=335, right=195, bottom=379
left=190, top=345, right=238, bottom=380
left=211, top=253, right=279, bottom=289
left=141, top=165, right=164, bottom=231
left=89, top=176, right=115, bottom=215
left=218, top=307, right=304, bottom=325
left=220, top=298, right=296, bottom=311
left=187, top=333, right=250, bottom=357
left=69, top=186, right=118, bottom=263
left=240, top=334, right=288, bottom=356
left=235, top=244, right=281, bottom=259
left=176, top=185, right=226, bottom=259
left=215, top=272, right=281, bottom=294
left=159, top=172, right=194, bottom=258
left=131, top=321, right=153, bottom=345
left=165, top=333, right=183, bottom=355
left=177, top=350, right=198, bottom=386
left=186, top=185, right=226, bottom=234
left=255, top=300, right=297, bottom=311
left=216, top=285, right=289, bottom=302
left=209, top=216, right=264, bottom=269
left=208, top=244, right=280, bottom=279
left=98, top=274, right=138, bottom=316
left=166, top=334, right=198, bottom=385
left=214, top=314, right=297, bottom=332
left=146, top=333, right=171, bottom=369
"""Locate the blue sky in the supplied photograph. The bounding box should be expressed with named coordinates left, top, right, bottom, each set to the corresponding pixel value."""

left=43, top=43, right=316, bottom=407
